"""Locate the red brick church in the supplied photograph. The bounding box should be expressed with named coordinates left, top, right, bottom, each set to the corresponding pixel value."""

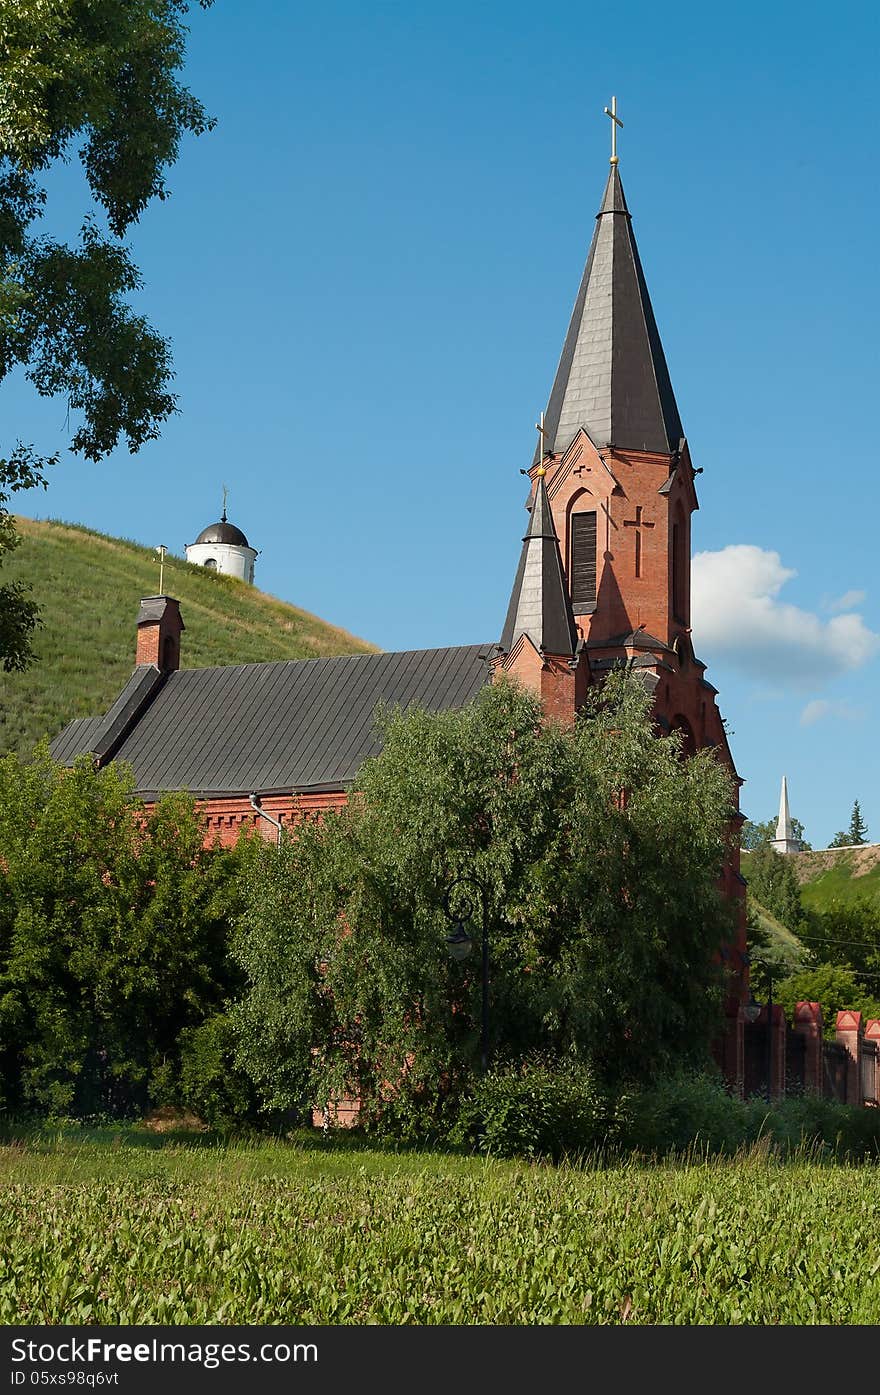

left=53, top=143, right=748, bottom=1078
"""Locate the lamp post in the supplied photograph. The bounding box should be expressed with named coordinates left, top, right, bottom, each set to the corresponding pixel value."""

left=443, top=874, right=490, bottom=1075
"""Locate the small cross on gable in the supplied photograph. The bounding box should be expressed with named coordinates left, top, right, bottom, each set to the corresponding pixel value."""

left=623, top=504, right=654, bottom=578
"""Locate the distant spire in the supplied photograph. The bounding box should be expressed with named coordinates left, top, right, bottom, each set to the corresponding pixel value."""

left=221, top=484, right=229, bottom=524
left=500, top=474, right=578, bottom=656
left=771, top=775, right=800, bottom=856
left=535, top=160, right=683, bottom=461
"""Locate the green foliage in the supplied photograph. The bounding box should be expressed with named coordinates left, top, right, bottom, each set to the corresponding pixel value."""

left=741, top=815, right=810, bottom=851
left=0, top=0, right=214, bottom=665
left=618, top=1073, right=880, bottom=1160
left=176, top=1013, right=261, bottom=1131
left=801, top=897, right=880, bottom=980
left=1, top=1133, right=880, bottom=1323
left=234, top=672, right=737, bottom=1124
left=0, top=745, right=243, bottom=1114
left=448, top=1060, right=612, bottom=1161
left=0, top=446, right=48, bottom=671
left=617, top=1071, right=747, bottom=1156
left=0, top=517, right=375, bottom=759
left=830, top=803, right=869, bottom=848
left=799, top=850, right=880, bottom=912
left=772, top=963, right=880, bottom=1039
left=746, top=894, right=806, bottom=989
left=741, top=844, right=805, bottom=932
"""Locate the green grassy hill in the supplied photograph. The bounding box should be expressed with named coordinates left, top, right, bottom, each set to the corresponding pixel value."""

left=0, top=517, right=377, bottom=759
left=746, top=893, right=806, bottom=975
left=795, top=847, right=880, bottom=911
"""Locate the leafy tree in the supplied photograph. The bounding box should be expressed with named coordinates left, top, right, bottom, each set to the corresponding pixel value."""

left=0, top=745, right=244, bottom=1115
left=742, top=844, right=805, bottom=932
left=0, top=445, right=47, bottom=670
left=233, top=673, right=737, bottom=1131
left=829, top=802, right=869, bottom=848
left=741, top=815, right=810, bottom=851
left=772, top=963, right=880, bottom=1040
left=0, top=0, right=214, bottom=667
left=801, top=899, right=880, bottom=983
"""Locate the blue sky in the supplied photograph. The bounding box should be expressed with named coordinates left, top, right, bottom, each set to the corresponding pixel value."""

left=9, top=0, right=879, bottom=848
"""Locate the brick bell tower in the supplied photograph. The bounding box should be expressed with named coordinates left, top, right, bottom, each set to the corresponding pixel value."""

left=496, top=110, right=747, bottom=1082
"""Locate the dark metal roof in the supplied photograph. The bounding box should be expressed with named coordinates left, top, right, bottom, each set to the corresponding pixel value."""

left=536, top=166, right=683, bottom=459
left=50, top=716, right=103, bottom=764
left=193, top=518, right=250, bottom=547
left=51, top=645, right=493, bottom=799
left=500, top=475, right=578, bottom=656
left=89, top=665, right=166, bottom=762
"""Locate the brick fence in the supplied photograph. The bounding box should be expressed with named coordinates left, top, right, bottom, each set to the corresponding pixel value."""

left=743, top=1002, right=879, bottom=1105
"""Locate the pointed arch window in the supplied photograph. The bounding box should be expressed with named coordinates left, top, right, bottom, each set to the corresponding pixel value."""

left=570, top=511, right=597, bottom=608
left=672, top=510, right=687, bottom=624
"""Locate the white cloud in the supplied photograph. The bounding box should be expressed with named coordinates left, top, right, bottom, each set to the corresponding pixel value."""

left=691, top=545, right=880, bottom=683
left=826, top=589, right=867, bottom=614
left=800, top=698, right=865, bottom=727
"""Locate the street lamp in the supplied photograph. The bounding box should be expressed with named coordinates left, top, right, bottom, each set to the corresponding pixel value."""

left=443, top=875, right=490, bottom=1074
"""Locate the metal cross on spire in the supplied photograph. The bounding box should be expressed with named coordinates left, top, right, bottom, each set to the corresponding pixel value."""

left=535, top=411, right=547, bottom=476
left=603, top=95, right=623, bottom=166
left=221, top=484, right=229, bottom=522
left=156, top=544, right=168, bottom=595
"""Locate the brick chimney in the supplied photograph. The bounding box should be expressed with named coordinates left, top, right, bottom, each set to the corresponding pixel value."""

left=135, top=596, right=184, bottom=672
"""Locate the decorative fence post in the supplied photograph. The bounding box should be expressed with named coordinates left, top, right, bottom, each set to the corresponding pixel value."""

left=863, top=1020, right=880, bottom=1106
left=835, top=1011, right=864, bottom=1105
left=792, top=1001, right=823, bottom=1094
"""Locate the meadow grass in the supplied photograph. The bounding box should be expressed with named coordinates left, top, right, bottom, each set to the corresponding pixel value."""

left=1, top=1124, right=878, bottom=1325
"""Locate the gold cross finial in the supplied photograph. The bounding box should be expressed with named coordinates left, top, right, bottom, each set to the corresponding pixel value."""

left=156, top=544, right=168, bottom=595
left=535, top=411, right=547, bottom=476
left=604, top=96, right=623, bottom=166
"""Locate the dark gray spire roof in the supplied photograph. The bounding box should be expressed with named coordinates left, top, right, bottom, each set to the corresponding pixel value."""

left=500, top=475, right=578, bottom=656
left=536, top=165, right=683, bottom=459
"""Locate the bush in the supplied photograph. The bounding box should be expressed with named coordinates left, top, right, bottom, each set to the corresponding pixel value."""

left=448, top=1061, right=613, bottom=1161
left=616, top=1072, right=748, bottom=1156
left=617, top=1073, right=880, bottom=1160
left=752, top=1094, right=880, bottom=1160
left=177, top=1014, right=261, bottom=1131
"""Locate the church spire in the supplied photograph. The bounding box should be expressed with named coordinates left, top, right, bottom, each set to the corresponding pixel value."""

left=771, top=775, right=800, bottom=856
left=536, top=153, right=683, bottom=460
left=500, top=472, right=578, bottom=657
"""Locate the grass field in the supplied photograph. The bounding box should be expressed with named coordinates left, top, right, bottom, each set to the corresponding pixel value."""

left=1, top=1126, right=878, bottom=1325
left=0, top=517, right=376, bottom=759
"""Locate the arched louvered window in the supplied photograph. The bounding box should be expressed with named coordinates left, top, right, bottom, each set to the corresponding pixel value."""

left=672, top=513, right=687, bottom=623
left=570, top=511, right=597, bottom=608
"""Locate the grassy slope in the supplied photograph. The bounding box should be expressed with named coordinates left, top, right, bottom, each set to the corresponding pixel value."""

left=0, top=1129, right=878, bottom=1324
left=746, top=892, right=806, bottom=974
left=0, top=517, right=376, bottom=758
left=796, top=848, right=880, bottom=911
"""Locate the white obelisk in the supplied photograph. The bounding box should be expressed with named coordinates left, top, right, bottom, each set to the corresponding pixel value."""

left=771, top=775, right=800, bottom=855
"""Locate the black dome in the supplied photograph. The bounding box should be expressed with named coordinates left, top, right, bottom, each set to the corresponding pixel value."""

left=194, top=519, right=250, bottom=548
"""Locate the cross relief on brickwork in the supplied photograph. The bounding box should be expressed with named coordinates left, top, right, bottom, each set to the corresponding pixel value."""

left=623, top=504, right=654, bottom=578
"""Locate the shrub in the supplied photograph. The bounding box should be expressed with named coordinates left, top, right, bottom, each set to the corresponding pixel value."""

left=448, top=1061, right=613, bottom=1161
left=177, top=1014, right=261, bottom=1131
left=616, top=1072, right=747, bottom=1156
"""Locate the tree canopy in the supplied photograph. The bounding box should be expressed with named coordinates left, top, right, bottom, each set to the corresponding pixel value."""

left=233, top=673, right=738, bottom=1131
left=0, top=744, right=243, bottom=1115
left=741, top=815, right=810, bottom=851
left=830, top=800, right=869, bottom=848
left=0, top=0, right=214, bottom=668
